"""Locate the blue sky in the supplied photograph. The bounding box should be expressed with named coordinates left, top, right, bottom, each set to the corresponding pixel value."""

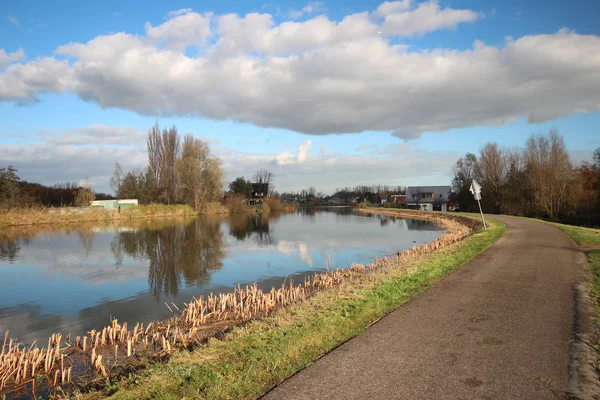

left=1, top=0, right=599, bottom=194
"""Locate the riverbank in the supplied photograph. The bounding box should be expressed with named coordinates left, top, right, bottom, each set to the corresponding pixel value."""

left=0, top=201, right=297, bottom=228
left=67, top=211, right=501, bottom=400
left=0, top=211, right=498, bottom=398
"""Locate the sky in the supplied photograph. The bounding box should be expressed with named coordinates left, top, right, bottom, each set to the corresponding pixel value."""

left=0, top=0, right=599, bottom=195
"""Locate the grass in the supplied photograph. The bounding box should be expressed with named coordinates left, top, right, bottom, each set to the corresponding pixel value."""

left=587, top=251, right=600, bottom=361
left=0, top=202, right=236, bottom=228
left=534, top=220, right=600, bottom=246
left=541, top=222, right=600, bottom=363
left=83, top=217, right=505, bottom=400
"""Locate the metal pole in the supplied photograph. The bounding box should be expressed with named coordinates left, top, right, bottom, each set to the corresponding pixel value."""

left=477, top=199, right=487, bottom=230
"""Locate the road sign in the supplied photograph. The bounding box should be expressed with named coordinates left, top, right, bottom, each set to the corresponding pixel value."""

left=470, top=180, right=482, bottom=201
left=470, top=180, right=487, bottom=230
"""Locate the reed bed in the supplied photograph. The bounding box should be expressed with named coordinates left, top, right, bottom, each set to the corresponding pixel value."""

left=0, top=211, right=476, bottom=398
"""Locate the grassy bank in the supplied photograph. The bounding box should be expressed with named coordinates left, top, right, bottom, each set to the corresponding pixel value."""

left=541, top=222, right=600, bottom=368
left=0, top=203, right=234, bottom=227
left=80, top=216, right=504, bottom=400
left=540, top=220, right=600, bottom=246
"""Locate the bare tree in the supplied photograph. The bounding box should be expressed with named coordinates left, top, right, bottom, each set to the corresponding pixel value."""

left=75, top=178, right=95, bottom=207
left=176, top=134, right=223, bottom=210
left=524, top=130, right=573, bottom=219
left=147, top=124, right=181, bottom=204
left=110, top=161, right=123, bottom=199
left=475, top=143, right=506, bottom=213
left=252, top=169, right=275, bottom=195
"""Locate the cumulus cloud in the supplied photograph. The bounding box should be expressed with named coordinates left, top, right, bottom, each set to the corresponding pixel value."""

left=0, top=48, right=25, bottom=68
left=378, top=0, right=480, bottom=36
left=145, top=10, right=212, bottom=49
left=372, top=0, right=412, bottom=19
left=274, top=140, right=313, bottom=165
left=289, top=2, right=325, bottom=20
left=0, top=3, right=599, bottom=139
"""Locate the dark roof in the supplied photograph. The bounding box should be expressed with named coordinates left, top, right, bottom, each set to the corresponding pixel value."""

left=406, top=186, right=452, bottom=203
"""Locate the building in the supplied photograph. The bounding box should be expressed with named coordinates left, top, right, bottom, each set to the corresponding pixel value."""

left=90, top=199, right=139, bottom=210
left=406, top=186, right=452, bottom=212
left=389, top=194, right=406, bottom=205
left=248, top=183, right=269, bottom=205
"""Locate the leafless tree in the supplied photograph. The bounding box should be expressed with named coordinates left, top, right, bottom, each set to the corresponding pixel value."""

left=110, top=161, right=122, bottom=198
left=252, top=168, right=275, bottom=195
left=475, top=143, right=506, bottom=213
left=524, top=130, right=573, bottom=219
left=147, top=124, right=181, bottom=204
left=176, top=134, right=224, bottom=210
left=75, top=178, right=95, bottom=207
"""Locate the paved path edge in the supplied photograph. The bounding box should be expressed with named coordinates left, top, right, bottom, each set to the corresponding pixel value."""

left=566, top=241, right=600, bottom=400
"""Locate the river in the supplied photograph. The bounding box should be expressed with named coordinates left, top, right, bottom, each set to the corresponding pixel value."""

left=0, top=207, right=443, bottom=344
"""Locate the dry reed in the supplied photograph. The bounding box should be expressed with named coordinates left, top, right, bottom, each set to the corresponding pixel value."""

left=0, top=210, right=476, bottom=398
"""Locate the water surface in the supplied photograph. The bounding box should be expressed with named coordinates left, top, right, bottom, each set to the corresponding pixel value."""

left=0, top=208, right=443, bottom=343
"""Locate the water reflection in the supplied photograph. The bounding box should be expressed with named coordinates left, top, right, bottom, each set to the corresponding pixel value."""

left=110, top=219, right=226, bottom=299
left=0, top=208, right=444, bottom=343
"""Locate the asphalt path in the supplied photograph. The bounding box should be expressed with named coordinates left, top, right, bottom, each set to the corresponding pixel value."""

left=263, top=215, right=596, bottom=400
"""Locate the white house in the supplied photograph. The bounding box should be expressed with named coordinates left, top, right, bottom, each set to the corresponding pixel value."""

left=406, top=186, right=452, bottom=212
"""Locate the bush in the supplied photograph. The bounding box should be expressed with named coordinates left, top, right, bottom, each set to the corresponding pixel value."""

left=355, top=201, right=371, bottom=209
left=224, top=194, right=248, bottom=214
left=263, top=197, right=284, bottom=212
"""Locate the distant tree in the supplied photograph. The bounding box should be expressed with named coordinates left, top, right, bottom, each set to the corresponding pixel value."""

left=110, top=161, right=123, bottom=199
left=593, top=148, right=600, bottom=173
left=524, top=130, right=573, bottom=219
left=176, top=134, right=223, bottom=210
left=140, top=167, right=158, bottom=204
left=0, top=166, right=20, bottom=207
left=475, top=143, right=506, bottom=213
left=229, top=177, right=253, bottom=198
left=75, top=178, right=95, bottom=207
left=252, top=169, right=275, bottom=195
left=119, top=170, right=140, bottom=200
left=451, top=153, right=477, bottom=211
left=148, top=124, right=181, bottom=204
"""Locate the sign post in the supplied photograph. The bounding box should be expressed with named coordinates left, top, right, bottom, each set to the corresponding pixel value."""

left=469, top=180, right=487, bottom=230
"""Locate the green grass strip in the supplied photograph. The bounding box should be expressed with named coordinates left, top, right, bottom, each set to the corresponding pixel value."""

left=538, top=220, right=600, bottom=246
left=93, top=219, right=505, bottom=400
left=587, top=251, right=600, bottom=355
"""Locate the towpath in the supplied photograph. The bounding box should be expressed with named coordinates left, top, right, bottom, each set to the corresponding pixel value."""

left=263, top=215, right=597, bottom=399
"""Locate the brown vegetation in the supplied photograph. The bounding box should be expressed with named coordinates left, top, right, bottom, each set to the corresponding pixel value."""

left=453, top=130, right=600, bottom=225
left=0, top=210, right=476, bottom=398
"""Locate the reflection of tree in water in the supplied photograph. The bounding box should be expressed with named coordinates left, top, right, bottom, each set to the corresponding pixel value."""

left=110, top=218, right=226, bottom=300
left=0, top=239, right=20, bottom=262
left=77, top=228, right=95, bottom=257
left=227, top=212, right=282, bottom=247
left=405, top=219, right=439, bottom=231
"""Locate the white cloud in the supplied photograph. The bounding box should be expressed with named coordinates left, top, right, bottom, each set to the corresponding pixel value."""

left=289, top=2, right=325, bottom=20
left=275, top=140, right=313, bottom=165
left=372, top=0, right=412, bottom=18
left=167, top=8, right=193, bottom=18
left=7, top=14, right=20, bottom=27
left=145, top=11, right=213, bottom=49
left=0, top=48, right=25, bottom=68
left=0, top=3, right=599, bottom=140
left=379, top=0, right=480, bottom=37
left=36, top=124, right=145, bottom=145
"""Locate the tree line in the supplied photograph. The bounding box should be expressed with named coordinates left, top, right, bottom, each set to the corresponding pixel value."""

left=111, top=124, right=224, bottom=211
left=0, top=166, right=112, bottom=208
left=452, top=130, right=600, bottom=226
